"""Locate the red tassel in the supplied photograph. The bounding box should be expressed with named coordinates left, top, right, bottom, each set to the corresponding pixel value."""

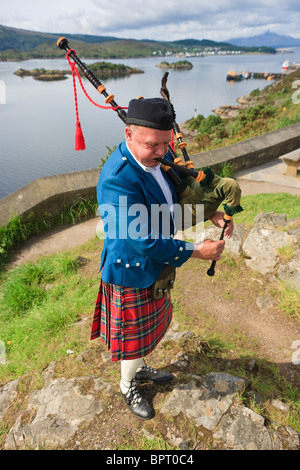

left=75, top=121, right=86, bottom=151
left=170, top=129, right=175, bottom=151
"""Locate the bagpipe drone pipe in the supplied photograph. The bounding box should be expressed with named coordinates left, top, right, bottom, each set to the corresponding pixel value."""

left=56, top=38, right=243, bottom=276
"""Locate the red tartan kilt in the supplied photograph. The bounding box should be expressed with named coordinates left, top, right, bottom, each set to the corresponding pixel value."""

left=90, top=280, right=172, bottom=361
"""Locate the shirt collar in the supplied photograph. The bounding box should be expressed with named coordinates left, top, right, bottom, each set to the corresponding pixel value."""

left=126, top=141, right=161, bottom=173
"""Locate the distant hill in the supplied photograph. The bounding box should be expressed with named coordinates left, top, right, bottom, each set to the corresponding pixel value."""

left=0, top=24, right=119, bottom=50
left=172, top=38, right=232, bottom=48
left=0, top=24, right=164, bottom=60
left=0, top=24, right=276, bottom=61
left=229, top=32, right=300, bottom=48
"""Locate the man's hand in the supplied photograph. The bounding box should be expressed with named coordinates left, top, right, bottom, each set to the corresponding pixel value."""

left=191, top=239, right=225, bottom=261
left=209, top=211, right=234, bottom=239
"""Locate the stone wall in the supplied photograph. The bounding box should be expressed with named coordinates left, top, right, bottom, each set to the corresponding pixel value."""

left=1, top=122, right=300, bottom=228
left=192, top=121, right=300, bottom=173
left=0, top=168, right=100, bottom=227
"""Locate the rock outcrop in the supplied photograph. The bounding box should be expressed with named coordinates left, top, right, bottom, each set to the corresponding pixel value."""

left=160, top=373, right=299, bottom=450
left=205, top=212, right=300, bottom=290
left=5, top=373, right=113, bottom=450
left=3, top=350, right=298, bottom=450
left=1, top=212, right=299, bottom=450
left=213, top=92, right=258, bottom=119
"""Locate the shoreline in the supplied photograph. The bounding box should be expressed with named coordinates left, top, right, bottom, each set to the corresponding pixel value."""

left=13, top=63, right=144, bottom=81
left=0, top=50, right=281, bottom=63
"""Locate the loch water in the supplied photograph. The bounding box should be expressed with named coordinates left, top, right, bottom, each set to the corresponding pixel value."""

left=1, top=49, right=300, bottom=200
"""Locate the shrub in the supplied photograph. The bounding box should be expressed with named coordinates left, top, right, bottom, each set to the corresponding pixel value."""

left=215, top=123, right=228, bottom=139
left=198, top=114, right=223, bottom=134
left=250, top=88, right=261, bottom=97
left=239, top=104, right=275, bottom=123
left=187, top=114, right=205, bottom=131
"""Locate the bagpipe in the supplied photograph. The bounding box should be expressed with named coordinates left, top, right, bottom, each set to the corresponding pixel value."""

left=57, top=37, right=243, bottom=276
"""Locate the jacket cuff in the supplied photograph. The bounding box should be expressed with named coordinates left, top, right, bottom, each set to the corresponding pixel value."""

left=167, top=240, right=193, bottom=267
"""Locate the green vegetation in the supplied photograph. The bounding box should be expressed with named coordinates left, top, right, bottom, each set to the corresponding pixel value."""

left=219, top=161, right=235, bottom=178
left=0, top=37, right=162, bottom=61
left=187, top=68, right=300, bottom=152
left=0, top=197, right=98, bottom=271
left=119, top=432, right=175, bottom=451
left=157, top=60, right=193, bottom=70
left=233, top=192, right=300, bottom=224
left=100, top=144, right=117, bottom=167
left=0, top=24, right=276, bottom=61
left=14, top=62, right=143, bottom=81
left=275, top=282, right=300, bottom=318
left=0, top=35, right=299, bottom=445
left=172, top=253, right=300, bottom=426
left=173, top=38, right=276, bottom=55
left=0, top=189, right=299, bottom=448
left=88, top=61, right=143, bottom=77
left=0, top=248, right=100, bottom=382
left=14, top=68, right=69, bottom=81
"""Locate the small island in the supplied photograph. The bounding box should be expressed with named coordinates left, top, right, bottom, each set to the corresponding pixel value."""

left=88, top=62, right=144, bottom=78
left=14, top=62, right=144, bottom=81
left=14, top=68, right=70, bottom=81
left=156, top=60, right=193, bottom=70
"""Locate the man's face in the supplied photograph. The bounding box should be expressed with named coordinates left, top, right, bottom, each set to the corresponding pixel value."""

left=125, top=125, right=172, bottom=168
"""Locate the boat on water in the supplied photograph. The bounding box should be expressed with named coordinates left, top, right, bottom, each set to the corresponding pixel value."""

left=282, top=60, right=300, bottom=73
left=226, top=70, right=251, bottom=81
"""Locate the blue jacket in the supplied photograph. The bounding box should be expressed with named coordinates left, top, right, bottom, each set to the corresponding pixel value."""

left=97, top=140, right=193, bottom=288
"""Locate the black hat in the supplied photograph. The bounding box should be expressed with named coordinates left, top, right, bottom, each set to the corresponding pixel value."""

left=126, top=98, right=175, bottom=130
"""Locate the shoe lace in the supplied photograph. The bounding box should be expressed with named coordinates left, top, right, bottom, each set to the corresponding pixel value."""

left=126, top=380, right=142, bottom=406
left=139, top=364, right=158, bottom=374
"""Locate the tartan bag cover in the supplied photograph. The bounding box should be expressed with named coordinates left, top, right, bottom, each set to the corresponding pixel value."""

left=90, top=280, right=172, bottom=361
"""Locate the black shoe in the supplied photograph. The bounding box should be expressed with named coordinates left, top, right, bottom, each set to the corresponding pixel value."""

left=135, top=364, right=174, bottom=384
left=120, top=380, right=154, bottom=420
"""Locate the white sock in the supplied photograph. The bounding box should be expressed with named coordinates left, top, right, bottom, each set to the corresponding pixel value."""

left=120, top=358, right=144, bottom=393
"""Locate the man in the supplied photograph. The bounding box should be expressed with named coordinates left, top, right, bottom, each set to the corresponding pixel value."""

left=91, top=97, right=232, bottom=420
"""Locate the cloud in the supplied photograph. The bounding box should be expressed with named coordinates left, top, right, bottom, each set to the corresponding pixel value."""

left=78, top=0, right=300, bottom=40
left=1, top=0, right=300, bottom=41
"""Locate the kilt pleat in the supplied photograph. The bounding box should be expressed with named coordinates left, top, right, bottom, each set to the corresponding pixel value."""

left=90, top=280, right=172, bottom=361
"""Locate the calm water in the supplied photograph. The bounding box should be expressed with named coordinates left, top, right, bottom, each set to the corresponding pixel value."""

left=1, top=49, right=300, bottom=200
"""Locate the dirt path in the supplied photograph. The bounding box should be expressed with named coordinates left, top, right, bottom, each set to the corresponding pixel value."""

left=237, top=178, right=300, bottom=197
left=9, top=179, right=299, bottom=268
left=175, top=257, right=300, bottom=389
left=7, top=179, right=300, bottom=389
left=9, top=218, right=101, bottom=267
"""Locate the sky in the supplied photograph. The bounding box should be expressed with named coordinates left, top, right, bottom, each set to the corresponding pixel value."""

left=1, top=0, right=300, bottom=42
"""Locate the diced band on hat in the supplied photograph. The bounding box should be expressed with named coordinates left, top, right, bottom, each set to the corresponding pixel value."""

left=126, top=97, right=175, bottom=131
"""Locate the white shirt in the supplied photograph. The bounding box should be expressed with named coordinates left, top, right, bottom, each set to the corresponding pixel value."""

left=126, top=143, right=174, bottom=209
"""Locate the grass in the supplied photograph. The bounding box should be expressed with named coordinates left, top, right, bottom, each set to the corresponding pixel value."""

left=1, top=50, right=299, bottom=449
left=275, top=282, right=300, bottom=317
left=0, top=191, right=299, bottom=448
left=0, top=196, right=98, bottom=271
left=118, top=432, right=176, bottom=451
left=170, top=298, right=300, bottom=437
left=0, top=248, right=100, bottom=383
left=232, top=193, right=300, bottom=320
left=0, top=192, right=298, bottom=383
left=233, top=192, right=300, bottom=224
left=187, top=68, right=300, bottom=153
left=170, top=254, right=300, bottom=434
